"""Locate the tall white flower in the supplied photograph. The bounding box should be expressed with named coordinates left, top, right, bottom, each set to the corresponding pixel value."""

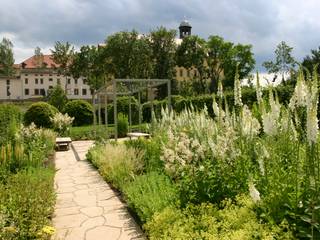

left=241, top=105, right=261, bottom=137
left=249, top=182, right=261, bottom=203
left=262, top=89, right=281, bottom=136
left=307, top=107, right=318, bottom=145
left=217, top=79, right=224, bottom=99
left=289, top=70, right=309, bottom=110
left=256, top=71, right=263, bottom=105
left=234, top=65, right=243, bottom=107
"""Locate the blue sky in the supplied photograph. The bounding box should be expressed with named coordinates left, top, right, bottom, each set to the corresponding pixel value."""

left=1, top=0, right=320, bottom=72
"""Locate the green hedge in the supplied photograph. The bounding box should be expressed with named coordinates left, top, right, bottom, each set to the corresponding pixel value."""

left=24, top=102, right=58, bottom=128
left=64, top=100, right=93, bottom=126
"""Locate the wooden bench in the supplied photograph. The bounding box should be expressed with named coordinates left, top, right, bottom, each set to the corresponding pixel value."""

left=56, top=137, right=72, bottom=151
left=127, top=132, right=151, bottom=140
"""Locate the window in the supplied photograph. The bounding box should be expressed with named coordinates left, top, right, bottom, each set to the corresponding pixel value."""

left=82, top=88, right=87, bottom=95
left=67, top=79, right=71, bottom=84
left=74, top=88, right=79, bottom=95
left=40, top=89, right=45, bottom=96
left=40, top=74, right=43, bottom=76
left=25, top=78, right=28, bottom=84
left=6, top=86, right=10, bottom=96
left=34, top=89, right=39, bottom=95
left=74, top=79, right=78, bottom=84
left=25, top=74, right=28, bottom=76
left=25, top=88, right=29, bottom=95
left=90, top=89, right=94, bottom=95
left=49, top=86, right=53, bottom=89
left=6, top=80, right=10, bottom=85
left=35, top=78, right=38, bottom=84
left=40, top=78, right=44, bottom=84
left=83, top=78, right=87, bottom=84
left=35, top=73, right=38, bottom=76
left=49, top=78, right=53, bottom=82
left=180, top=69, right=183, bottom=77
left=49, top=73, right=52, bottom=76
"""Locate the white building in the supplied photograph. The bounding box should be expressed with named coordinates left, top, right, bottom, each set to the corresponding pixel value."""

left=0, top=55, right=92, bottom=101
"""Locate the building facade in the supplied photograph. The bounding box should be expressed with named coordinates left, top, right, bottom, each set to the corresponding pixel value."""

left=0, top=55, right=92, bottom=101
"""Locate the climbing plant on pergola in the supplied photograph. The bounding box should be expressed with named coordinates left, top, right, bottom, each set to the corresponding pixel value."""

left=95, top=79, right=171, bottom=140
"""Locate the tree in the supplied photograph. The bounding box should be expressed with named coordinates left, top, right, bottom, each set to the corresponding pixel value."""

left=206, top=35, right=255, bottom=92
left=51, top=41, right=75, bottom=91
left=104, top=31, right=154, bottom=79
left=47, top=85, right=68, bottom=111
left=33, top=46, right=44, bottom=68
left=70, top=45, right=108, bottom=125
left=302, top=47, right=320, bottom=76
left=263, top=41, right=296, bottom=83
left=0, top=38, right=15, bottom=76
left=176, top=35, right=209, bottom=94
left=149, top=27, right=177, bottom=97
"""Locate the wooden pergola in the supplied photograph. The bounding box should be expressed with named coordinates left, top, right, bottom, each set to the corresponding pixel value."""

left=95, top=79, right=171, bottom=140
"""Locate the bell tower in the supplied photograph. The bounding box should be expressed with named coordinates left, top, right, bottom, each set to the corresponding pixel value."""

left=179, top=19, right=192, bottom=39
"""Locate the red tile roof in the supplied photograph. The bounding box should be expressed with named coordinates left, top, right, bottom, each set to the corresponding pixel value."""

left=21, top=54, right=58, bottom=69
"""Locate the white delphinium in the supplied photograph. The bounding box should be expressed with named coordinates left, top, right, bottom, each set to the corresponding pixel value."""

left=234, top=67, right=243, bottom=107
left=289, top=70, right=309, bottom=110
left=307, top=107, right=318, bottom=145
left=256, top=71, right=263, bottom=106
left=249, top=182, right=261, bottom=203
left=241, top=105, right=261, bottom=137
left=261, top=89, right=281, bottom=136
left=217, top=79, right=224, bottom=99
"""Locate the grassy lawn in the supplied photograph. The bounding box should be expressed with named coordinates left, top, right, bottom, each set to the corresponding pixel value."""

left=70, top=123, right=148, bottom=140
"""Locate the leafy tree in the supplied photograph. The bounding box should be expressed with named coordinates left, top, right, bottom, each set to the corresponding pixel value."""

left=302, top=47, right=320, bottom=76
left=51, top=41, right=75, bottom=91
left=33, top=46, right=44, bottom=68
left=104, top=30, right=154, bottom=79
left=263, top=41, right=296, bottom=83
left=176, top=35, right=209, bottom=94
left=70, top=45, right=108, bottom=125
left=0, top=38, right=15, bottom=76
left=206, top=35, right=255, bottom=91
left=149, top=27, right=177, bottom=97
left=47, top=85, right=68, bottom=111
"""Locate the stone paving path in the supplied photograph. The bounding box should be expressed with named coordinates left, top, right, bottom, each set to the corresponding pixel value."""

left=53, top=141, right=145, bottom=240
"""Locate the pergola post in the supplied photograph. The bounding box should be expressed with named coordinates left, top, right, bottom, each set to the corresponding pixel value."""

left=98, top=94, right=102, bottom=126
left=113, top=79, right=118, bottom=141
left=128, top=94, right=132, bottom=133
left=104, top=95, right=108, bottom=137
left=138, top=91, right=142, bottom=132
left=167, top=79, right=172, bottom=112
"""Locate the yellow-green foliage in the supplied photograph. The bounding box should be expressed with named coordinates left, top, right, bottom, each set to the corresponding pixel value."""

left=87, top=143, right=144, bottom=189
left=145, top=195, right=294, bottom=240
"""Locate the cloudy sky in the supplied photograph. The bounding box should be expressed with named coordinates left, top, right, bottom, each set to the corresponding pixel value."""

left=1, top=0, right=320, bottom=72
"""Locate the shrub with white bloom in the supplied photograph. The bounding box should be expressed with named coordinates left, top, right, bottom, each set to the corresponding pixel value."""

left=249, top=182, right=261, bottom=203
left=261, top=90, right=281, bottom=136
left=50, top=112, right=74, bottom=136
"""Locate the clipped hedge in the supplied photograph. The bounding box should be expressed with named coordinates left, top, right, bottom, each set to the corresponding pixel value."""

left=24, top=102, right=58, bottom=128
left=64, top=100, right=93, bottom=126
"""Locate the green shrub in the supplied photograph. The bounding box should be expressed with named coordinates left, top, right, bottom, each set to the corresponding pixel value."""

left=117, top=113, right=128, bottom=137
left=0, top=104, right=22, bottom=144
left=145, top=195, right=294, bottom=240
left=124, top=172, right=179, bottom=222
left=0, top=168, right=56, bottom=240
left=63, top=100, right=93, bottom=126
left=125, top=138, right=163, bottom=172
left=24, top=102, right=58, bottom=128
left=87, top=143, right=144, bottom=189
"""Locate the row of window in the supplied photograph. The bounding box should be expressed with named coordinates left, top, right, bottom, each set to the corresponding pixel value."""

left=24, top=88, right=90, bottom=96
left=24, top=78, right=86, bottom=85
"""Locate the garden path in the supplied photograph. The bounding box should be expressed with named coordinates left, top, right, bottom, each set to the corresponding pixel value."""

left=52, top=140, right=145, bottom=240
